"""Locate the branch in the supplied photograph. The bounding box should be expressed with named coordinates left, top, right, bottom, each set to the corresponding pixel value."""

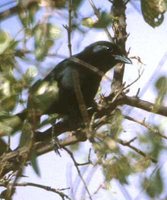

left=5, top=125, right=37, bottom=200
left=0, top=2, right=38, bottom=21
left=1, top=94, right=167, bottom=177
left=0, top=5, right=19, bottom=20
left=0, top=182, right=71, bottom=200
left=110, top=0, right=129, bottom=91
left=68, top=0, right=72, bottom=56
left=88, top=0, right=113, bottom=41
left=123, top=95, right=167, bottom=117
left=124, top=115, right=167, bottom=139
left=96, top=133, right=157, bottom=163
left=118, top=138, right=157, bottom=163
left=64, top=0, right=73, bottom=56
left=63, top=147, right=93, bottom=200
left=0, top=131, right=87, bottom=178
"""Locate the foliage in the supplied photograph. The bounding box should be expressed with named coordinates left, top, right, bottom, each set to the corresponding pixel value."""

left=141, top=0, right=167, bottom=27
left=0, top=0, right=167, bottom=200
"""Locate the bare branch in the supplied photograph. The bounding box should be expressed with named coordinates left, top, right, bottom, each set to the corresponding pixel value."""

left=0, top=182, right=71, bottom=200
left=88, top=0, right=113, bottom=41
left=1, top=93, right=167, bottom=178
left=63, top=147, right=93, bottom=200
left=124, top=115, right=167, bottom=139
left=67, top=0, right=72, bottom=56
left=123, top=95, right=167, bottom=117
left=118, top=138, right=157, bottom=163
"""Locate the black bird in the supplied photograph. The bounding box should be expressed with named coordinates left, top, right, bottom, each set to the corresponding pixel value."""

left=19, top=41, right=131, bottom=138
left=28, top=41, right=131, bottom=119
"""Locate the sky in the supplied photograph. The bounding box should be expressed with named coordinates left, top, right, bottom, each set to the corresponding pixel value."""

left=0, top=1, right=167, bottom=200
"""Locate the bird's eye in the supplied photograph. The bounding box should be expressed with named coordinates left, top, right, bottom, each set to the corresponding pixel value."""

left=106, top=47, right=112, bottom=51
left=93, top=45, right=111, bottom=53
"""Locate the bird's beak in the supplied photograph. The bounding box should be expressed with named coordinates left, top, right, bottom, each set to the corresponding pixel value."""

left=114, top=55, right=132, bottom=64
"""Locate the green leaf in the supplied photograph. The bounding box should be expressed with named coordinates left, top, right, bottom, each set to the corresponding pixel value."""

left=0, top=31, right=19, bottom=72
left=34, top=23, right=61, bottom=60
left=142, top=169, right=163, bottom=198
left=0, top=31, right=12, bottom=54
left=155, top=76, right=167, bottom=99
left=149, top=76, right=167, bottom=118
left=49, top=25, right=61, bottom=40
left=82, top=12, right=114, bottom=29
left=73, top=0, right=83, bottom=9
left=31, top=151, right=40, bottom=176
left=19, top=122, right=32, bottom=147
left=18, top=3, right=39, bottom=28
left=103, top=156, right=133, bottom=184
left=54, top=0, right=66, bottom=8
left=141, top=0, right=167, bottom=27
left=108, top=109, right=123, bottom=138
left=0, top=115, right=22, bottom=135
left=94, top=12, right=114, bottom=28
left=22, top=66, right=38, bottom=85
left=133, top=157, right=151, bottom=172
left=0, top=139, right=8, bottom=156
left=139, top=127, right=163, bottom=159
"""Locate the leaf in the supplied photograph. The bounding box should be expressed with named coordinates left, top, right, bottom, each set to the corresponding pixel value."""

left=34, top=23, right=61, bottom=60
left=102, top=156, right=133, bottom=184
left=0, top=139, right=8, bottom=156
left=153, top=76, right=167, bottom=113
left=155, top=76, right=167, bottom=96
left=133, top=157, right=151, bottom=172
left=19, top=122, right=32, bottom=147
left=54, top=0, right=66, bottom=8
left=0, top=31, right=19, bottom=72
left=108, top=109, right=123, bottom=138
left=82, top=17, right=97, bottom=28
left=18, top=3, right=39, bottom=28
left=0, top=84, right=14, bottom=111
left=82, top=12, right=114, bottom=29
left=31, top=150, right=40, bottom=176
left=73, top=0, right=83, bottom=9
left=94, top=12, right=114, bottom=28
left=141, top=0, right=167, bottom=27
left=22, top=66, right=38, bottom=85
left=0, top=31, right=11, bottom=54
left=0, top=115, right=22, bottom=136
left=142, top=169, right=163, bottom=198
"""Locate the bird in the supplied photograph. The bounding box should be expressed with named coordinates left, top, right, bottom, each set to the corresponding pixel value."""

left=17, top=41, right=132, bottom=140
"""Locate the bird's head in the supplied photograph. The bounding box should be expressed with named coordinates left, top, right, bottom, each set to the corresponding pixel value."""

left=82, top=41, right=132, bottom=71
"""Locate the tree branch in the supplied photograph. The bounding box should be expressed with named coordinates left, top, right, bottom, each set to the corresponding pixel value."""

left=1, top=94, right=167, bottom=177
left=123, top=95, right=167, bottom=117
left=0, top=182, right=71, bottom=200
left=111, top=0, right=129, bottom=92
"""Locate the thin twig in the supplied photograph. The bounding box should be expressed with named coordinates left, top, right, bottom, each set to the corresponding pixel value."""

left=88, top=0, right=113, bottom=41
left=63, top=147, right=93, bottom=200
left=124, top=115, right=167, bottom=140
left=123, top=95, right=167, bottom=117
left=0, top=182, right=71, bottom=200
left=96, top=133, right=157, bottom=163
left=123, top=68, right=144, bottom=91
left=118, top=139, right=157, bottom=163
left=6, top=125, right=36, bottom=200
left=67, top=0, right=72, bottom=56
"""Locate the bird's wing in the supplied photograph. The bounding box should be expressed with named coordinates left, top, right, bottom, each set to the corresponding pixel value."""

left=28, top=79, right=59, bottom=114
